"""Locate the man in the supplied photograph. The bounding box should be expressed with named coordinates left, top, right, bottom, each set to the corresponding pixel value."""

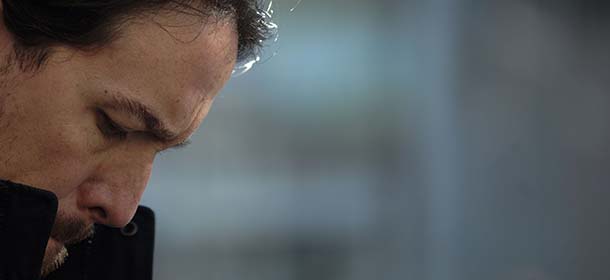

left=0, top=1, right=270, bottom=279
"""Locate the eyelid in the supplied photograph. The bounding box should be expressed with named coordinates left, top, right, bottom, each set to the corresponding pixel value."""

left=96, top=109, right=129, bottom=139
left=96, top=108, right=191, bottom=150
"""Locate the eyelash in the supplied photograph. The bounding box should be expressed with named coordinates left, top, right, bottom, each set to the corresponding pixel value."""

left=96, top=109, right=128, bottom=140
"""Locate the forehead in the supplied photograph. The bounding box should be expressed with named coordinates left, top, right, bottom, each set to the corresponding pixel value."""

left=70, top=11, right=238, bottom=134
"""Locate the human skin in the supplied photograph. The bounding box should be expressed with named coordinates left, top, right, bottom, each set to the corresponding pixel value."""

left=0, top=6, right=238, bottom=275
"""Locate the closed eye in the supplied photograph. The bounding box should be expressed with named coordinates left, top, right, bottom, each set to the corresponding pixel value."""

left=96, top=109, right=128, bottom=140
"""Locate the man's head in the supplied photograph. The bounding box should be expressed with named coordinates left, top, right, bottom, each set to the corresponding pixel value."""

left=0, top=0, right=269, bottom=276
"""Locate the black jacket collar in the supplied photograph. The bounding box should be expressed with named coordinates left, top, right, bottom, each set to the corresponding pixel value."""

left=0, top=180, right=155, bottom=280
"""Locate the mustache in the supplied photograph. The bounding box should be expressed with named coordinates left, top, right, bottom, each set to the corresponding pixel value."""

left=50, top=214, right=95, bottom=245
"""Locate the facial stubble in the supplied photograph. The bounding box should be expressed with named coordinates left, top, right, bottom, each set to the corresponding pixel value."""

left=41, top=241, right=69, bottom=277
left=40, top=213, right=95, bottom=277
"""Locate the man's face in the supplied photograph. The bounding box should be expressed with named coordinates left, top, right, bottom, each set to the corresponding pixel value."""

left=0, top=9, right=237, bottom=275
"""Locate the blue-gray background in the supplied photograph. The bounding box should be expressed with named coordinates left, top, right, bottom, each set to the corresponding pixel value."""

left=142, top=0, right=610, bottom=279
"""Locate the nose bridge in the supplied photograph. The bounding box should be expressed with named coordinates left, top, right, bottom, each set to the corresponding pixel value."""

left=82, top=145, right=155, bottom=228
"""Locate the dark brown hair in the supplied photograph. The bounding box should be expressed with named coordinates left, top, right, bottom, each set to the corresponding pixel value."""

left=1, top=0, right=271, bottom=71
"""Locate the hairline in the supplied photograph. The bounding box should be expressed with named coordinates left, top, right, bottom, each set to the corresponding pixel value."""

left=4, top=1, right=240, bottom=73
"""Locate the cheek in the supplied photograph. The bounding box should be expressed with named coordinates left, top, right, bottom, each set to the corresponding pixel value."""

left=14, top=122, right=99, bottom=198
left=0, top=99, right=100, bottom=199
left=0, top=55, right=107, bottom=199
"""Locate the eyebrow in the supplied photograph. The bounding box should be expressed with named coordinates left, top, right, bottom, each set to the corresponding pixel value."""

left=100, top=92, right=191, bottom=149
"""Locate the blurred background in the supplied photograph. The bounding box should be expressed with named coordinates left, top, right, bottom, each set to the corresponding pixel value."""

left=141, top=0, right=610, bottom=279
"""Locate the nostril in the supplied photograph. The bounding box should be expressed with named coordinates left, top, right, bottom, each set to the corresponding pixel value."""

left=90, top=206, right=107, bottom=221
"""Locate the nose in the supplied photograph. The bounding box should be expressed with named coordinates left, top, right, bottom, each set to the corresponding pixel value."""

left=78, top=147, right=154, bottom=228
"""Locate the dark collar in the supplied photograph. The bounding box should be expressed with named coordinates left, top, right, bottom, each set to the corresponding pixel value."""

left=0, top=180, right=155, bottom=280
